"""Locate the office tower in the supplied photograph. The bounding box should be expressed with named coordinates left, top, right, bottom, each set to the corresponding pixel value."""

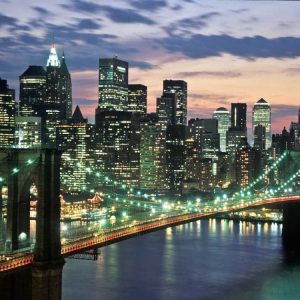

left=226, top=128, right=247, bottom=182
left=213, top=107, right=230, bottom=152
left=57, top=106, right=88, bottom=193
left=97, top=57, right=128, bottom=111
left=46, top=45, right=61, bottom=105
left=44, top=45, right=72, bottom=146
left=253, top=124, right=266, bottom=151
left=59, top=52, right=72, bottom=119
left=236, top=139, right=255, bottom=187
left=156, top=93, right=176, bottom=126
left=231, top=103, right=247, bottom=132
left=163, top=80, right=187, bottom=125
left=140, top=113, right=166, bottom=191
left=187, top=118, right=219, bottom=158
left=15, top=116, right=41, bottom=148
left=95, top=110, right=140, bottom=188
left=185, top=127, right=200, bottom=182
left=0, top=78, right=16, bottom=148
left=201, top=132, right=220, bottom=159
left=19, top=66, right=46, bottom=116
left=128, top=84, right=147, bottom=115
left=252, top=98, right=271, bottom=149
left=166, top=124, right=186, bottom=195
left=272, top=127, right=294, bottom=157
left=199, top=158, right=218, bottom=192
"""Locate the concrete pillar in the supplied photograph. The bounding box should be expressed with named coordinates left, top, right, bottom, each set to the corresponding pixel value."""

left=282, top=202, right=300, bottom=253
left=32, top=149, right=64, bottom=300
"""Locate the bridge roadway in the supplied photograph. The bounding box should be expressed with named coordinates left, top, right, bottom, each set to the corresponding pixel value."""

left=1, top=194, right=300, bottom=273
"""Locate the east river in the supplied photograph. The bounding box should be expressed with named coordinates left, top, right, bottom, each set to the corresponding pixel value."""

left=62, top=219, right=300, bottom=300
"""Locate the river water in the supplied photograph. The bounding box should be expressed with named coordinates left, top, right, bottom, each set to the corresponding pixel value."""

left=62, top=219, right=300, bottom=300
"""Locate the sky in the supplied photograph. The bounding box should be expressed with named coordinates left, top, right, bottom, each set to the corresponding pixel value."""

left=1, top=0, right=300, bottom=132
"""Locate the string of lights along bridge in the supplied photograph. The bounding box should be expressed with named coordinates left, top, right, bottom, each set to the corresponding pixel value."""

left=0, top=150, right=300, bottom=273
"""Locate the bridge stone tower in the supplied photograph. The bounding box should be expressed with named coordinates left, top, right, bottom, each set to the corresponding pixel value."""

left=280, top=151, right=300, bottom=254
left=0, top=149, right=64, bottom=300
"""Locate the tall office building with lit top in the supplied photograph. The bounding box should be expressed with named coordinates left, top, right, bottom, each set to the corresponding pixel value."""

left=97, top=57, right=128, bottom=111
left=213, top=107, right=230, bottom=152
left=0, top=78, right=15, bottom=148
left=252, top=98, right=271, bottom=150
left=163, top=80, right=187, bottom=125
left=42, top=45, right=72, bottom=146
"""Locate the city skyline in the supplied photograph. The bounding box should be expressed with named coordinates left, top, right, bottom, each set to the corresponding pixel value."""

left=1, top=1, right=300, bottom=132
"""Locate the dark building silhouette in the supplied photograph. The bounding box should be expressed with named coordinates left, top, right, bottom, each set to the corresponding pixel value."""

left=19, top=65, right=46, bottom=116
left=157, top=93, right=176, bottom=126
left=254, top=124, right=266, bottom=150
left=128, top=84, right=147, bottom=115
left=166, top=124, right=186, bottom=195
left=163, top=80, right=187, bottom=125
left=231, top=103, right=247, bottom=132
left=0, top=78, right=16, bottom=148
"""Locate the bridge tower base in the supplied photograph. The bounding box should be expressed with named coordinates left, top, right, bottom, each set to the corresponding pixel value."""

left=282, top=202, right=300, bottom=253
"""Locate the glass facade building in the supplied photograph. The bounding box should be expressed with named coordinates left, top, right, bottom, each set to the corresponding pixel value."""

left=213, top=107, right=230, bottom=152
left=252, top=98, right=271, bottom=150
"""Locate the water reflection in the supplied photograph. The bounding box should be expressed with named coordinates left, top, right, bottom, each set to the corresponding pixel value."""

left=63, top=219, right=299, bottom=300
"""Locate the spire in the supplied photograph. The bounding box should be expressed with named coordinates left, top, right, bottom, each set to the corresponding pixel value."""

left=46, top=44, right=60, bottom=67
left=71, top=105, right=87, bottom=123
left=60, top=50, right=69, bottom=73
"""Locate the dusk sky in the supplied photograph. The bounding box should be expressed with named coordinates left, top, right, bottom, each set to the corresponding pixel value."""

left=1, top=0, right=300, bottom=132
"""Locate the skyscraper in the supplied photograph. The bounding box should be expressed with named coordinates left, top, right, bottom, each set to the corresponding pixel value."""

left=252, top=98, right=271, bottom=149
left=97, top=57, right=128, bottom=111
left=166, top=124, right=186, bottom=195
left=43, top=45, right=72, bottom=146
left=0, top=78, right=16, bottom=148
left=59, top=52, right=72, bottom=119
left=213, top=107, right=230, bottom=152
left=57, top=106, right=88, bottom=193
left=140, top=113, right=166, bottom=191
left=156, top=93, right=176, bottom=126
left=95, top=110, right=140, bottom=188
left=163, top=80, right=187, bottom=125
left=19, top=66, right=46, bottom=116
left=231, top=103, right=247, bottom=132
left=15, top=116, right=41, bottom=148
left=128, top=84, right=147, bottom=115
left=236, top=139, right=255, bottom=187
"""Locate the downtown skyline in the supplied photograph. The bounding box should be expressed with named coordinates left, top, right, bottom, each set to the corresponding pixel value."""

left=1, top=0, right=300, bottom=131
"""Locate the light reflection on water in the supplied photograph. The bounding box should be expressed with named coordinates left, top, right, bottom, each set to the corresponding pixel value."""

left=63, top=219, right=300, bottom=300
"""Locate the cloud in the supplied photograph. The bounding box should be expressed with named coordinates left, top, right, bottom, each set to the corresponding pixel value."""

left=77, top=19, right=102, bottom=30
left=158, top=34, right=300, bottom=59
left=283, top=67, right=300, bottom=76
left=0, top=14, right=17, bottom=27
left=63, top=1, right=155, bottom=25
left=189, top=93, right=234, bottom=102
left=130, top=60, right=156, bottom=70
left=32, top=7, right=53, bottom=16
left=163, top=12, right=221, bottom=34
left=175, top=71, right=242, bottom=78
left=128, top=0, right=167, bottom=12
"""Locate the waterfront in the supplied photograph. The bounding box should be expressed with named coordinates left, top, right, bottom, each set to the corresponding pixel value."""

left=62, top=219, right=300, bottom=300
